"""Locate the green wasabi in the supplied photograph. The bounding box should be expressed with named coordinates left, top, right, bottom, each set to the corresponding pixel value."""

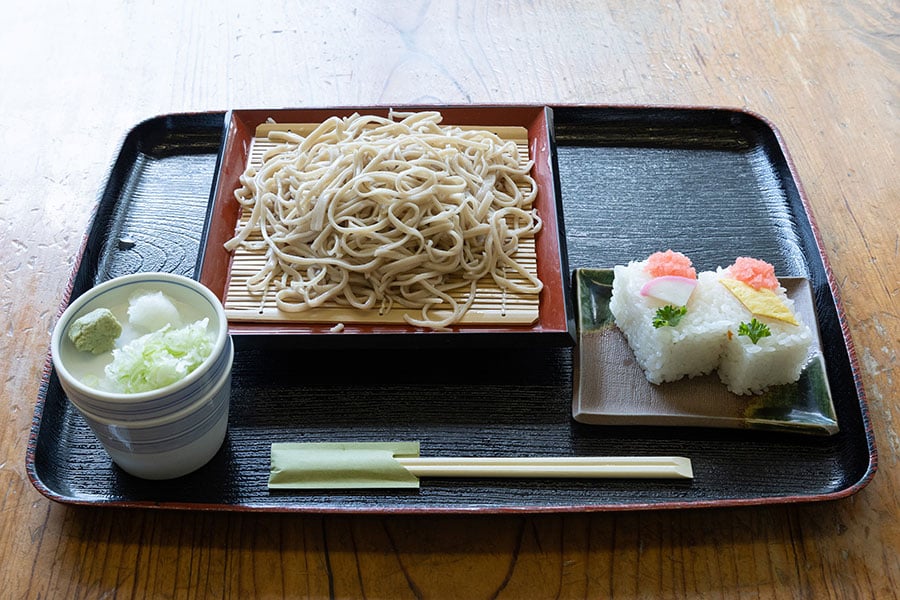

left=68, top=308, right=122, bottom=354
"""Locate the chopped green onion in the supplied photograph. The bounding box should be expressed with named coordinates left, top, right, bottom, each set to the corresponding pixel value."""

left=104, top=318, right=213, bottom=393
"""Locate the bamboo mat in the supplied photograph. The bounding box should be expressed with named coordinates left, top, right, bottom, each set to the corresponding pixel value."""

left=224, top=122, right=540, bottom=326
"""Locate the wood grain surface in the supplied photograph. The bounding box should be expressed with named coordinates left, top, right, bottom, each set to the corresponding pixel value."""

left=2, top=1, right=897, bottom=598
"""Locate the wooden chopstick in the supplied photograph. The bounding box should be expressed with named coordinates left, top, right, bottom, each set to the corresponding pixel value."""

left=395, top=456, right=693, bottom=479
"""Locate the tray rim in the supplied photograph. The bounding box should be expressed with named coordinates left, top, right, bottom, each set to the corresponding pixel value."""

left=26, top=104, right=878, bottom=513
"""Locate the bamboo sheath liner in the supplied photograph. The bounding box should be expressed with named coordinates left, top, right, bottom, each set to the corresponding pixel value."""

left=224, top=122, right=541, bottom=326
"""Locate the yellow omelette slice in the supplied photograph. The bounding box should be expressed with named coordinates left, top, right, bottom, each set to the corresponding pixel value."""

left=719, top=278, right=799, bottom=325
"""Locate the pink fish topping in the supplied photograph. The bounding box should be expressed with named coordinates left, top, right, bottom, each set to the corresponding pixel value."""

left=645, top=250, right=696, bottom=279
left=727, top=256, right=779, bottom=290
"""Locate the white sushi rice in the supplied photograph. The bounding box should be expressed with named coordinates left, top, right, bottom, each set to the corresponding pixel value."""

left=711, top=268, right=813, bottom=395
left=611, top=261, right=813, bottom=394
left=610, top=262, right=729, bottom=384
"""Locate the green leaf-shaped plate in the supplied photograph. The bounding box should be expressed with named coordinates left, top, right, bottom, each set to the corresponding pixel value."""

left=573, top=268, right=838, bottom=435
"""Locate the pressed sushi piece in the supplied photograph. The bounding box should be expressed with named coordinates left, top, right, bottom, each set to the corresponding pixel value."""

left=610, top=251, right=729, bottom=384
left=714, top=257, right=813, bottom=395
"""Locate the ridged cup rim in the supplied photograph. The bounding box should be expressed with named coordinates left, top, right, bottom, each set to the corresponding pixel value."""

left=51, top=273, right=229, bottom=404
left=68, top=340, right=233, bottom=428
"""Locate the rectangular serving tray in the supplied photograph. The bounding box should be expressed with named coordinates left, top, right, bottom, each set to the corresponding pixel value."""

left=27, top=106, right=876, bottom=512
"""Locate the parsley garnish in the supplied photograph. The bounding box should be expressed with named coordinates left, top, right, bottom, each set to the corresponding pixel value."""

left=652, top=305, right=687, bottom=328
left=738, top=318, right=771, bottom=344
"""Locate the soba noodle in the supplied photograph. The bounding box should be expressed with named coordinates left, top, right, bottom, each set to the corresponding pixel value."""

left=224, top=110, right=543, bottom=329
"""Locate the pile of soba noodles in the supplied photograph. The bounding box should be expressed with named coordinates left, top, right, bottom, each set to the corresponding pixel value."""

left=224, top=110, right=543, bottom=329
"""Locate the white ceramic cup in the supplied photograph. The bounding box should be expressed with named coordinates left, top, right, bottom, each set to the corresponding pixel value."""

left=51, top=273, right=232, bottom=479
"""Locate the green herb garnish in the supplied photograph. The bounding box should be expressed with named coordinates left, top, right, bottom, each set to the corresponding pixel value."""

left=738, top=318, right=771, bottom=344
left=652, top=305, right=687, bottom=328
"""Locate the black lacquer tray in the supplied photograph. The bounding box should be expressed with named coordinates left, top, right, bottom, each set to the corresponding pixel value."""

left=27, top=106, right=876, bottom=512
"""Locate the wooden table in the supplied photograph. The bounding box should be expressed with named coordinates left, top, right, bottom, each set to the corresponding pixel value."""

left=3, top=1, right=896, bottom=597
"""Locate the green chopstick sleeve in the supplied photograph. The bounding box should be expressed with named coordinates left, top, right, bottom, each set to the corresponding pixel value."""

left=268, top=441, right=421, bottom=489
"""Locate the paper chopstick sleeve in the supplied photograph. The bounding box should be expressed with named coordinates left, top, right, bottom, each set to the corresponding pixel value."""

left=268, top=441, right=421, bottom=489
